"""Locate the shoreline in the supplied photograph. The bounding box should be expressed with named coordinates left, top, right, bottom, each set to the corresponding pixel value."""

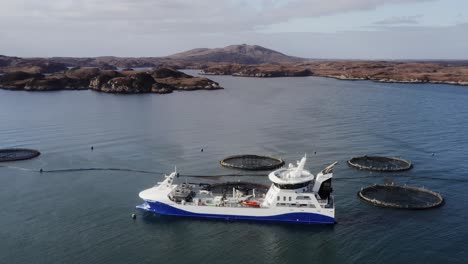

left=200, top=70, right=468, bottom=87
left=199, top=61, right=468, bottom=87
left=322, top=75, right=468, bottom=86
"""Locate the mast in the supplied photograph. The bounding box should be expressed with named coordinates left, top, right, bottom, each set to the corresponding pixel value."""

left=291, top=154, right=306, bottom=179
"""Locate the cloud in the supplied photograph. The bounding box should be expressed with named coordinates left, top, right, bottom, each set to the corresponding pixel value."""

left=250, top=23, right=468, bottom=60
left=0, top=0, right=433, bottom=34
left=5, top=0, right=460, bottom=58
left=2, top=21, right=467, bottom=59
left=374, top=15, right=423, bottom=25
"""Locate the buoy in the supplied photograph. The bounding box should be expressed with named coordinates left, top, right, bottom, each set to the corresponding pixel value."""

left=91, top=146, right=94, bottom=150
left=201, top=148, right=203, bottom=152
left=432, top=153, right=435, bottom=156
left=314, top=151, right=317, bottom=155
left=39, top=168, right=43, bottom=173
left=131, top=213, right=136, bottom=219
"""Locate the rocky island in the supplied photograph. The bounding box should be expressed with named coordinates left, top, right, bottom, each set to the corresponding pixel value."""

left=0, top=67, right=222, bottom=94
left=200, top=64, right=312, bottom=77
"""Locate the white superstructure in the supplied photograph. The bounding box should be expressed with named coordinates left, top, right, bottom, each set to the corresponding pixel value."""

left=137, top=155, right=337, bottom=224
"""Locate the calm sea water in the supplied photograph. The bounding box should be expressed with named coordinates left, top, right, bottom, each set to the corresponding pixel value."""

left=1, top=71, right=467, bottom=263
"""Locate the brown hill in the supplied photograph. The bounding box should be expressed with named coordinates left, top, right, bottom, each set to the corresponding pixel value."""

left=0, top=55, right=68, bottom=73
left=165, top=44, right=304, bottom=64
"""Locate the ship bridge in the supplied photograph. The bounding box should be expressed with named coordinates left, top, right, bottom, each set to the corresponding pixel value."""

left=268, top=155, right=315, bottom=189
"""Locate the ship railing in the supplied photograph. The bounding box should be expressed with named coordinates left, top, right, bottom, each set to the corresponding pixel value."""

left=318, top=197, right=334, bottom=209
left=276, top=203, right=316, bottom=208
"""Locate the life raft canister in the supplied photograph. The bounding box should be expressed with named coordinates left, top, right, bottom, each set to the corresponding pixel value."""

left=242, top=201, right=260, bottom=207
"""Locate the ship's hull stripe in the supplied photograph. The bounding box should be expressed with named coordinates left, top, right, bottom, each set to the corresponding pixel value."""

left=137, top=201, right=335, bottom=224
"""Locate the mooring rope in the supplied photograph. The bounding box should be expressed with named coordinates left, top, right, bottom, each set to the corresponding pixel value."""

left=1, top=165, right=467, bottom=182
left=0, top=165, right=264, bottom=177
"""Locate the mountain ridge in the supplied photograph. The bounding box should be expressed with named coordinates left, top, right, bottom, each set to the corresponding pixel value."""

left=165, top=44, right=304, bottom=64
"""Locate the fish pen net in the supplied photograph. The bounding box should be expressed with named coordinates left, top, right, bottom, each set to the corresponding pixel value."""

left=220, top=154, right=284, bottom=170
left=0, top=148, right=41, bottom=162
left=358, top=184, right=444, bottom=209
left=348, top=156, right=412, bottom=172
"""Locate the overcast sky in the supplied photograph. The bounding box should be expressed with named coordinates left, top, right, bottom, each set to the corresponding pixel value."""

left=1, top=0, right=467, bottom=59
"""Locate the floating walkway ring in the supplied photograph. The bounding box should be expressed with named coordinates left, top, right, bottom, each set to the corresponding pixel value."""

left=347, top=156, right=412, bottom=172
left=220, top=154, right=285, bottom=171
left=357, top=184, right=444, bottom=209
left=0, top=148, right=41, bottom=162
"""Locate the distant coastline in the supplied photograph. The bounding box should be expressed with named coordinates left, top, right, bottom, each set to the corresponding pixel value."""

left=2, top=44, right=467, bottom=92
left=199, top=62, right=468, bottom=86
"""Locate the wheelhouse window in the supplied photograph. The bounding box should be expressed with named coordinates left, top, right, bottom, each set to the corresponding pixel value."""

left=273, top=181, right=311, bottom=190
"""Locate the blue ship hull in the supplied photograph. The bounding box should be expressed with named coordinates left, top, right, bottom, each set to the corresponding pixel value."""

left=137, top=201, right=335, bottom=224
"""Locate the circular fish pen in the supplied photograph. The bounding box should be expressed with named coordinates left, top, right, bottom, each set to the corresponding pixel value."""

left=0, top=148, right=40, bottom=162
left=358, top=184, right=444, bottom=209
left=348, top=156, right=412, bottom=172
left=220, top=154, right=284, bottom=171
